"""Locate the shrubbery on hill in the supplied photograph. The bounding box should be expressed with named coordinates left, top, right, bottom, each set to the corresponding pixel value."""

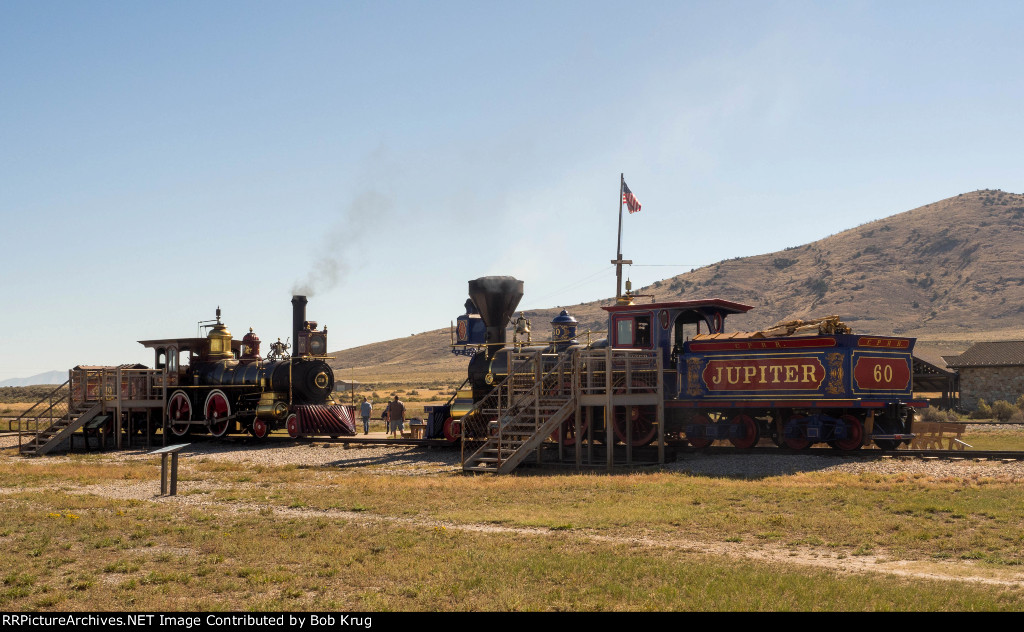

left=0, top=385, right=62, bottom=404
left=969, top=397, right=1024, bottom=422
left=919, top=407, right=961, bottom=422
left=991, top=400, right=1019, bottom=422
left=970, top=399, right=993, bottom=420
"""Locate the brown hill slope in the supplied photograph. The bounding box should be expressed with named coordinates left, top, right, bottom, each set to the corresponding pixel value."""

left=331, top=189, right=1024, bottom=383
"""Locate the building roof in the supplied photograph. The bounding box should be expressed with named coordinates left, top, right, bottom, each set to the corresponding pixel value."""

left=943, top=341, right=1024, bottom=368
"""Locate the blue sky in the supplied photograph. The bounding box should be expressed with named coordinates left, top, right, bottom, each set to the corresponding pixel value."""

left=2, top=0, right=1023, bottom=379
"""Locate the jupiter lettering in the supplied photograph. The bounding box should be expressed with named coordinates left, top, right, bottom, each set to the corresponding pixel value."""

left=703, top=358, right=825, bottom=392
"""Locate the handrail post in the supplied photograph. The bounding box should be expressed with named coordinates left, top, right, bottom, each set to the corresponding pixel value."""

left=535, top=350, right=542, bottom=465
left=573, top=350, right=581, bottom=469
left=115, top=366, right=123, bottom=450
left=495, top=379, right=503, bottom=470
left=161, top=368, right=167, bottom=449
left=605, top=347, right=614, bottom=468
left=625, top=354, right=632, bottom=466
left=657, top=353, right=665, bottom=465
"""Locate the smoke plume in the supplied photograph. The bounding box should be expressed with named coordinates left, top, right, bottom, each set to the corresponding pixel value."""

left=291, top=190, right=394, bottom=297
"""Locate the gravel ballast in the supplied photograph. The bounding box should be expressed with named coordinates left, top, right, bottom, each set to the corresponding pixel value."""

left=4, top=433, right=1023, bottom=480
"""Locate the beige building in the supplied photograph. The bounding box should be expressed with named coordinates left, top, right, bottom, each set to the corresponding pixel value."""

left=944, top=341, right=1024, bottom=411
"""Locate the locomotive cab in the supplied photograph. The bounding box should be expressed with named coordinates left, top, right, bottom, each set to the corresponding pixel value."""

left=602, top=299, right=754, bottom=398
left=141, top=340, right=214, bottom=388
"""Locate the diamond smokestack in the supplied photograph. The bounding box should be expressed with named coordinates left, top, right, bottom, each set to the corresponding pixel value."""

left=467, top=276, right=523, bottom=359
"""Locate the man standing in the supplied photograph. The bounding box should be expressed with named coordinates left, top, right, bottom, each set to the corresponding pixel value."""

left=386, top=395, right=406, bottom=438
left=359, top=396, right=372, bottom=435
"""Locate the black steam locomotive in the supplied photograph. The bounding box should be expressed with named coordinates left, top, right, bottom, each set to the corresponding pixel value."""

left=140, top=296, right=354, bottom=439
left=424, top=277, right=534, bottom=442
left=430, top=275, right=922, bottom=452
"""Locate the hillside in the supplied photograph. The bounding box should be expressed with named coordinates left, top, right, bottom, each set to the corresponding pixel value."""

left=0, top=370, right=67, bottom=388
left=331, top=190, right=1024, bottom=383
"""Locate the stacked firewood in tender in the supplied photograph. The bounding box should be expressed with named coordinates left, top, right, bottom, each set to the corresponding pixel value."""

left=759, top=315, right=852, bottom=337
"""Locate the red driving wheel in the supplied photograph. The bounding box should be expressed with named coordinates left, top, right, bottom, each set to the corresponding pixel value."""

left=729, top=413, right=759, bottom=449
left=550, top=413, right=590, bottom=446
left=612, top=405, right=657, bottom=446
left=442, top=416, right=461, bottom=443
left=829, top=414, right=864, bottom=451
left=204, top=390, right=231, bottom=437
left=686, top=412, right=714, bottom=449
left=167, top=391, right=192, bottom=437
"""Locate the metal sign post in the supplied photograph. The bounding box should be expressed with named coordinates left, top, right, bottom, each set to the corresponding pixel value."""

left=150, top=443, right=189, bottom=496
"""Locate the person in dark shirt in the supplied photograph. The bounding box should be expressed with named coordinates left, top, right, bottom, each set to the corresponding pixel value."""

left=386, top=395, right=406, bottom=438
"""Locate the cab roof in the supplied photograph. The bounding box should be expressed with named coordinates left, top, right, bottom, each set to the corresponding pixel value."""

left=138, top=338, right=243, bottom=353
left=601, top=298, right=754, bottom=315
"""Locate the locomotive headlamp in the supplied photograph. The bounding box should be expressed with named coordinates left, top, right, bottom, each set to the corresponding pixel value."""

left=314, top=372, right=330, bottom=389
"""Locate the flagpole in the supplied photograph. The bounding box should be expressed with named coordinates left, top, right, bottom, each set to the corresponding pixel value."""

left=612, top=173, right=630, bottom=300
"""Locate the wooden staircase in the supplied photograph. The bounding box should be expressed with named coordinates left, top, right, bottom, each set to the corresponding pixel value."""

left=17, top=383, right=104, bottom=457
left=462, top=351, right=576, bottom=474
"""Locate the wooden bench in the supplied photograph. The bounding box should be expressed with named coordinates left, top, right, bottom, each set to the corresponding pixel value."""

left=71, top=415, right=111, bottom=452
left=910, top=421, right=971, bottom=450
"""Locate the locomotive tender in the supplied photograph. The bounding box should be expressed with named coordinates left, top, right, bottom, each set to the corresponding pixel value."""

left=437, top=276, right=922, bottom=450
left=140, top=296, right=354, bottom=440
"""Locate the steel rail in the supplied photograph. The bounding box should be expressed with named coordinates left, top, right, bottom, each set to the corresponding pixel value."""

left=674, top=444, right=1024, bottom=460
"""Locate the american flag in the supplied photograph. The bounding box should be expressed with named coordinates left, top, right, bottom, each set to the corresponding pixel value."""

left=622, top=180, right=641, bottom=214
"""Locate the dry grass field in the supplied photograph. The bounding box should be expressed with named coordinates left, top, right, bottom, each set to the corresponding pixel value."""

left=2, top=424, right=1024, bottom=611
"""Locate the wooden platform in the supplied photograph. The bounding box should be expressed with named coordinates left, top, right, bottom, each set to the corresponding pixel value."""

left=305, top=431, right=452, bottom=447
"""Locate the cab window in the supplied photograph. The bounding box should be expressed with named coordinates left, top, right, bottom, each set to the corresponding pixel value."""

left=674, top=320, right=698, bottom=348
left=615, top=316, right=652, bottom=348
left=635, top=316, right=651, bottom=348
left=616, top=318, right=634, bottom=346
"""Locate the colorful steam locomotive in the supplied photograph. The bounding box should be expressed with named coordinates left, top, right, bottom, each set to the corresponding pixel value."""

left=431, top=276, right=922, bottom=450
left=140, top=296, right=354, bottom=439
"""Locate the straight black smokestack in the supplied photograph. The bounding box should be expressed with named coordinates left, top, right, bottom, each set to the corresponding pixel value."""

left=468, top=276, right=523, bottom=359
left=291, top=295, right=307, bottom=356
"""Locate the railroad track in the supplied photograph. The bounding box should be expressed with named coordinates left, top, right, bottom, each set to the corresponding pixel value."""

left=216, top=433, right=454, bottom=448
left=6, top=429, right=1020, bottom=461
left=674, top=444, right=1024, bottom=460
left=144, top=435, right=1024, bottom=460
